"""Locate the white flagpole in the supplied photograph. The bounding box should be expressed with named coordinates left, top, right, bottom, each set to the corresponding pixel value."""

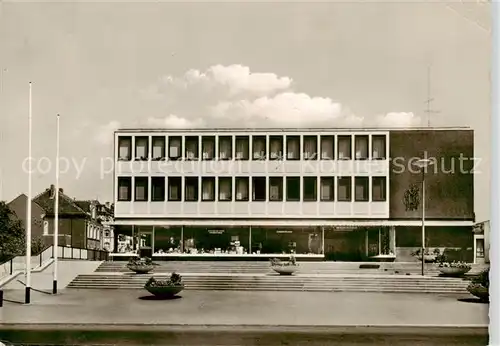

left=25, top=82, right=32, bottom=304
left=53, top=114, right=60, bottom=294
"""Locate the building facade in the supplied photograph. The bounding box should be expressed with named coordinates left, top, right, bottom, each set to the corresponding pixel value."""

left=111, top=128, right=475, bottom=261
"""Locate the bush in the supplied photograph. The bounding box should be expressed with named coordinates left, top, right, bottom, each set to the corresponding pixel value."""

left=146, top=273, right=183, bottom=287
left=472, top=268, right=489, bottom=288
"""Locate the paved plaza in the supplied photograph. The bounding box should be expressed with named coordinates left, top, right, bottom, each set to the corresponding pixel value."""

left=1, top=288, right=488, bottom=325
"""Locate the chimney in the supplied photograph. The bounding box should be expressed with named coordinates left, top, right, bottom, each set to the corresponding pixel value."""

left=49, top=184, right=55, bottom=199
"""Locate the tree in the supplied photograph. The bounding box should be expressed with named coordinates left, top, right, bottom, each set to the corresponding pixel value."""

left=403, top=184, right=420, bottom=212
left=0, top=201, right=25, bottom=261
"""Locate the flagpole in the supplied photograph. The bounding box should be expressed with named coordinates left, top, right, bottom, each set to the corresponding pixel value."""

left=53, top=114, right=60, bottom=294
left=25, top=82, right=32, bottom=304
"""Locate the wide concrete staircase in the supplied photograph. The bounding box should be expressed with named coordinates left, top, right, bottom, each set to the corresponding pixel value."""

left=67, top=261, right=487, bottom=294
left=94, top=261, right=487, bottom=276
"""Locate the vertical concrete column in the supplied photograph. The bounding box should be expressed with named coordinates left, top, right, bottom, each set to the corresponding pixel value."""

left=389, top=226, right=396, bottom=255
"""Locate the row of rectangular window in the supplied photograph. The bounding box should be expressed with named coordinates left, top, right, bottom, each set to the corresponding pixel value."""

left=117, top=176, right=387, bottom=203
left=117, top=134, right=387, bottom=162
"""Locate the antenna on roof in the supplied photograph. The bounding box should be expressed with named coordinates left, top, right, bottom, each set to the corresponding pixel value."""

left=424, top=64, right=440, bottom=127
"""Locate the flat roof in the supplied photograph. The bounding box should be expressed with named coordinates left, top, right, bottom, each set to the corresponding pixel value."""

left=115, top=126, right=471, bottom=133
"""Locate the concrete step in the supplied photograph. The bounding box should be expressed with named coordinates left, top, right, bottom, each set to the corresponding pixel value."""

left=68, top=273, right=470, bottom=293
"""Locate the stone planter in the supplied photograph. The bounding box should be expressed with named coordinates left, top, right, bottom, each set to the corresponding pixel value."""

left=467, top=284, right=489, bottom=302
left=439, top=266, right=471, bottom=277
left=145, top=285, right=184, bottom=298
left=272, top=265, right=298, bottom=275
left=127, top=264, right=155, bottom=274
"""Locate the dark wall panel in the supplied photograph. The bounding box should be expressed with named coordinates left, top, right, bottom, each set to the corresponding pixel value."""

left=389, top=130, right=474, bottom=220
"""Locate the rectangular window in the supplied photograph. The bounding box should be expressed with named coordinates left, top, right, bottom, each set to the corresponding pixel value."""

left=218, top=177, right=232, bottom=201
left=202, top=136, right=215, bottom=160
left=269, top=136, right=283, bottom=160
left=185, top=177, right=199, bottom=202
left=168, top=136, right=182, bottom=160
left=202, top=177, right=215, bottom=201
left=355, top=177, right=369, bottom=202
left=117, top=177, right=132, bottom=201
left=320, top=136, right=335, bottom=160
left=338, top=136, right=352, bottom=160
left=152, top=136, right=166, bottom=161
left=286, top=136, right=300, bottom=160
left=372, top=135, right=386, bottom=159
left=303, top=136, right=318, bottom=160
left=252, top=136, right=267, bottom=160
left=252, top=177, right=266, bottom=201
left=118, top=136, right=132, bottom=161
left=185, top=136, right=199, bottom=160
left=320, top=177, right=335, bottom=201
left=219, top=136, right=232, bottom=160
left=372, top=177, right=386, bottom=201
left=476, top=239, right=485, bottom=258
left=337, top=177, right=352, bottom=202
left=286, top=177, right=300, bottom=201
left=168, top=177, right=182, bottom=201
left=303, top=177, right=317, bottom=201
left=355, top=135, right=369, bottom=160
left=134, top=177, right=148, bottom=201
left=269, top=177, right=283, bottom=201
left=235, top=177, right=249, bottom=201
left=235, top=136, right=249, bottom=160
left=151, top=177, right=165, bottom=202
left=134, top=137, right=149, bottom=160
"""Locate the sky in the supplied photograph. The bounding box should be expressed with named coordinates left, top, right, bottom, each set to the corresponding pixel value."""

left=0, top=1, right=491, bottom=222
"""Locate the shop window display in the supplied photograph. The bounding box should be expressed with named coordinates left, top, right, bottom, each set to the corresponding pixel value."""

left=153, top=226, right=182, bottom=254
left=250, top=227, right=323, bottom=255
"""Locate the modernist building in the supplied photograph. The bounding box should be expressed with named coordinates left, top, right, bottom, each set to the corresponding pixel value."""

left=111, top=127, right=475, bottom=262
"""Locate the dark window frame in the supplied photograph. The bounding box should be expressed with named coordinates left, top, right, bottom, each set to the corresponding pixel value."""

left=185, top=177, right=199, bottom=202
left=151, top=177, right=165, bottom=202
left=202, top=136, right=216, bottom=161
left=355, top=135, right=369, bottom=161
left=134, top=176, right=149, bottom=202
left=372, top=135, right=387, bottom=160
left=117, top=177, right=132, bottom=201
left=134, top=136, right=149, bottom=161
left=235, top=136, right=250, bottom=161
left=168, top=136, right=182, bottom=161
left=337, top=177, right=352, bottom=202
left=185, top=136, right=199, bottom=161
left=338, top=135, right=352, bottom=160
left=303, top=136, right=318, bottom=160
left=286, top=177, right=301, bottom=202
left=235, top=177, right=249, bottom=201
left=201, top=177, right=216, bottom=201
left=320, top=135, right=335, bottom=160
left=218, top=177, right=232, bottom=201
left=354, top=177, right=369, bottom=202
left=218, top=136, right=233, bottom=160
left=286, top=136, right=301, bottom=160
left=118, top=136, right=132, bottom=161
left=320, top=177, right=335, bottom=201
left=303, top=177, right=317, bottom=201
left=269, top=136, right=284, bottom=161
left=252, top=177, right=267, bottom=201
left=152, top=136, right=166, bottom=161
left=168, top=177, right=182, bottom=201
left=252, top=136, right=267, bottom=161
left=269, top=177, right=283, bottom=201
left=372, top=176, right=387, bottom=202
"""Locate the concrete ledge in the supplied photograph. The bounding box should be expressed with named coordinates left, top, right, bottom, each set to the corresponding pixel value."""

left=0, top=323, right=488, bottom=334
left=0, top=324, right=489, bottom=346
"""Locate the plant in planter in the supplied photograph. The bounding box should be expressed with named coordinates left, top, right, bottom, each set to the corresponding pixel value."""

left=144, top=272, right=184, bottom=298
left=438, top=261, right=472, bottom=277
left=411, top=248, right=439, bottom=263
left=467, top=268, right=489, bottom=302
left=270, top=254, right=298, bottom=275
left=127, top=256, right=158, bottom=274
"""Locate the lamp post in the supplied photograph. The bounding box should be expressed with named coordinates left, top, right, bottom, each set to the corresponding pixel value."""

left=26, top=82, right=32, bottom=304
left=415, top=158, right=434, bottom=276
left=53, top=114, right=60, bottom=294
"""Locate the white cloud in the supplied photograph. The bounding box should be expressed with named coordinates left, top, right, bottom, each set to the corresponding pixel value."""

left=374, top=112, right=422, bottom=127
left=121, top=64, right=422, bottom=133
left=147, top=114, right=205, bottom=128
left=95, top=120, right=121, bottom=144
